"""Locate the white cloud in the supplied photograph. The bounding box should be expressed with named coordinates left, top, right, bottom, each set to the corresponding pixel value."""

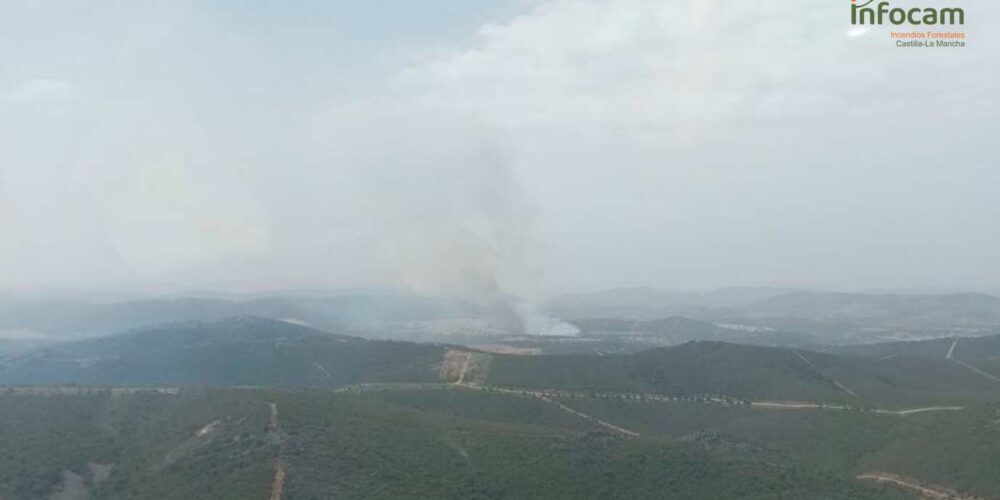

left=3, top=78, right=78, bottom=104
left=398, top=0, right=995, bottom=131
left=374, top=0, right=1000, bottom=291
left=1, top=0, right=998, bottom=294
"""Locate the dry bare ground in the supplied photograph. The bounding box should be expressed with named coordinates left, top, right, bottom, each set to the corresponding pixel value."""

left=48, top=471, right=86, bottom=500
left=439, top=349, right=493, bottom=385
left=269, top=462, right=286, bottom=500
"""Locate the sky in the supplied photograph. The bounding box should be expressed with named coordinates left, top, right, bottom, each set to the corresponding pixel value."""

left=1, top=0, right=998, bottom=299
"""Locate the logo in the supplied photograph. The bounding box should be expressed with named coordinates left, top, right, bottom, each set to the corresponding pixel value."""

left=849, top=0, right=967, bottom=48
left=851, top=0, right=965, bottom=25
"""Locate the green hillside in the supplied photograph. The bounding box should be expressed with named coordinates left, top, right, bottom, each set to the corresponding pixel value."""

left=4, top=387, right=920, bottom=500
left=9, top=382, right=1000, bottom=499
left=485, top=341, right=1000, bottom=408
left=522, top=395, right=1000, bottom=498
left=8, top=320, right=999, bottom=411
left=832, top=334, right=1000, bottom=361
left=278, top=392, right=904, bottom=500
left=0, top=317, right=445, bottom=388
left=0, top=389, right=274, bottom=499
left=487, top=342, right=856, bottom=403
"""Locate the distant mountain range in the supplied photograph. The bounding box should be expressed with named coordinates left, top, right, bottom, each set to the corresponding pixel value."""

left=0, top=292, right=481, bottom=340
left=3, top=288, right=999, bottom=349
left=548, top=288, right=1000, bottom=343
left=546, top=287, right=796, bottom=318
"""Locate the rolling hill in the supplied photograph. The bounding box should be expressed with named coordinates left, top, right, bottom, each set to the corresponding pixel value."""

left=0, top=292, right=471, bottom=340
left=567, top=316, right=819, bottom=348
left=548, top=288, right=1000, bottom=344
left=831, top=334, right=1000, bottom=361
left=486, top=341, right=848, bottom=402
left=6, top=317, right=999, bottom=409
left=0, top=316, right=445, bottom=388
left=485, top=341, right=1000, bottom=407
left=0, top=387, right=918, bottom=500
left=0, top=389, right=275, bottom=499
left=546, top=287, right=796, bottom=320
left=751, top=291, right=1000, bottom=326
left=1, top=318, right=999, bottom=498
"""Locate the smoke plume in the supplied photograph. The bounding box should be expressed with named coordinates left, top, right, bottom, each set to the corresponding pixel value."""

left=317, top=99, right=574, bottom=336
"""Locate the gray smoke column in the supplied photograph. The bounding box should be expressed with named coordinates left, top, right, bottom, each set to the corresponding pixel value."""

left=319, top=100, right=576, bottom=336
left=372, top=142, right=534, bottom=335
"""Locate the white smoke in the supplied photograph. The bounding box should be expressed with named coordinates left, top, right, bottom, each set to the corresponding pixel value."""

left=314, top=98, right=575, bottom=336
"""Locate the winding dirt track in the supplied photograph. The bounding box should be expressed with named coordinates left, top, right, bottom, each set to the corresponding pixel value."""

left=269, top=463, right=286, bottom=500
left=946, top=339, right=959, bottom=360
left=534, top=395, right=640, bottom=437
left=953, top=360, right=1000, bottom=384
left=266, top=402, right=279, bottom=431
left=893, top=406, right=966, bottom=415
left=943, top=337, right=1000, bottom=384
left=794, top=350, right=858, bottom=397
left=857, top=472, right=982, bottom=500
left=338, top=381, right=966, bottom=417
left=456, top=354, right=472, bottom=385
left=263, top=401, right=285, bottom=500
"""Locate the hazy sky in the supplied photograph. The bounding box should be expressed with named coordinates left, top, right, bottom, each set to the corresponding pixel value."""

left=1, top=0, right=998, bottom=297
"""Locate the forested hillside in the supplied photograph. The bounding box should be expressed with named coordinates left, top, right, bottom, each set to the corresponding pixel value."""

left=485, top=341, right=1000, bottom=407
left=0, top=388, right=926, bottom=500
left=0, top=317, right=444, bottom=388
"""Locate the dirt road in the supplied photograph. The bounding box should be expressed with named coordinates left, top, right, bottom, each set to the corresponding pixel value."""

left=894, top=406, right=965, bottom=416
left=941, top=338, right=1000, bottom=384
left=952, top=360, right=1000, bottom=384
left=534, top=395, right=640, bottom=437
left=456, top=354, right=471, bottom=385
left=337, top=382, right=966, bottom=417
left=312, top=362, right=331, bottom=378
left=263, top=401, right=285, bottom=500
left=269, top=462, right=286, bottom=500
left=857, top=472, right=978, bottom=499
left=795, top=351, right=858, bottom=397
left=267, top=401, right=279, bottom=432
left=946, top=339, right=959, bottom=360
